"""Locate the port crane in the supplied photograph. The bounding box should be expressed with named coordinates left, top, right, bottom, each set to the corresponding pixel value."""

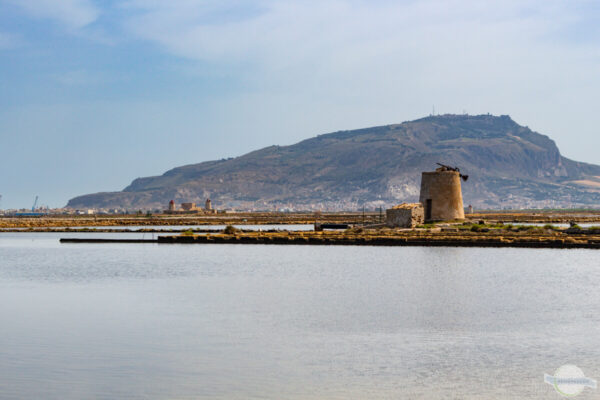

left=32, top=195, right=39, bottom=212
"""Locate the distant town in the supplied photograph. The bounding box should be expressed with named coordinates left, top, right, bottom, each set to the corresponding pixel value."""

left=0, top=198, right=232, bottom=217
left=0, top=198, right=597, bottom=217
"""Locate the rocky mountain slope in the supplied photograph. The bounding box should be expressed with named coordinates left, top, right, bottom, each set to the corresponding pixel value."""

left=67, top=114, right=600, bottom=210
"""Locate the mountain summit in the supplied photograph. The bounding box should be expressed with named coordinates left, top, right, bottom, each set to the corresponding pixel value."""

left=68, top=114, right=600, bottom=210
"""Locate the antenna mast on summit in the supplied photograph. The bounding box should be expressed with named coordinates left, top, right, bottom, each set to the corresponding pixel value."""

left=432, top=105, right=435, bottom=116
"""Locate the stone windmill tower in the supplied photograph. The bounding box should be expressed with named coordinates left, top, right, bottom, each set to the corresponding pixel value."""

left=419, top=163, right=468, bottom=222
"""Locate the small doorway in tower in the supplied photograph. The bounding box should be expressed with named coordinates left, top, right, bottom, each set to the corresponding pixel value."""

left=425, top=199, right=432, bottom=221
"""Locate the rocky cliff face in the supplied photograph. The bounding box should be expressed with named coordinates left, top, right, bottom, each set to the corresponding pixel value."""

left=67, top=114, right=600, bottom=210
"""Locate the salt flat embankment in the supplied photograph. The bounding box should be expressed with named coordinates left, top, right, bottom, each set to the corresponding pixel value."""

left=0, top=212, right=379, bottom=229
left=4, top=210, right=600, bottom=230
left=155, top=228, right=600, bottom=249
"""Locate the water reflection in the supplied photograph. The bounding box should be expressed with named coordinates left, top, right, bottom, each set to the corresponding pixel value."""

left=0, top=233, right=599, bottom=399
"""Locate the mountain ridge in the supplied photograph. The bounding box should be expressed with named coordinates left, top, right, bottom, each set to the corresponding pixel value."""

left=67, top=114, right=600, bottom=210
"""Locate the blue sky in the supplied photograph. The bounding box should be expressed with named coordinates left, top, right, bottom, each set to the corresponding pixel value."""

left=1, top=0, right=600, bottom=209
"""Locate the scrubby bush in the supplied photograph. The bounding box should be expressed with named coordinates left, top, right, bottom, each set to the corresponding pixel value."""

left=417, top=223, right=436, bottom=229
left=470, top=224, right=483, bottom=232
left=516, top=225, right=537, bottom=231
left=181, top=229, right=194, bottom=236
left=344, top=227, right=364, bottom=235
left=223, top=225, right=238, bottom=234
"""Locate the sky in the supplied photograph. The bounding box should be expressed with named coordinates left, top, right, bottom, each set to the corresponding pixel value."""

left=1, top=0, right=600, bottom=209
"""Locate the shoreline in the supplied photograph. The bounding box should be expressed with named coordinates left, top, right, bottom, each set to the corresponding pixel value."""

left=59, top=229, right=600, bottom=249
left=3, top=210, right=600, bottom=229
left=157, top=231, right=600, bottom=249
left=0, top=212, right=380, bottom=228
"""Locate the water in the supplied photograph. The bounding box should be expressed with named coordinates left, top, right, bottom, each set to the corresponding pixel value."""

left=0, top=224, right=314, bottom=232
left=70, top=224, right=314, bottom=231
left=1, top=232, right=599, bottom=399
left=511, top=222, right=598, bottom=228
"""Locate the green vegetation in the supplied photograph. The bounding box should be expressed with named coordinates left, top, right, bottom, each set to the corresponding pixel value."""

left=345, top=227, right=364, bottom=234
left=223, top=225, right=238, bottom=234
left=470, top=224, right=484, bottom=232
left=516, top=225, right=538, bottom=231
left=458, top=222, right=553, bottom=232
left=180, top=229, right=195, bottom=236
left=476, top=208, right=600, bottom=213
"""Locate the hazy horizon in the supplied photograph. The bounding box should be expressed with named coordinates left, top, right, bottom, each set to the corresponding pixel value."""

left=2, top=0, right=600, bottom=209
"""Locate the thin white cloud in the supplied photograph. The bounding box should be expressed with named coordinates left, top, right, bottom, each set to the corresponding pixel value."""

left=120, top=0, right=596, bottom=83
left=121, top=1, right=577, bottom=60
left=8, top=0, right=99, bottom=29
left=118, top=0, right=599, bottom=105
left=118, top=0, right=600, bottom=163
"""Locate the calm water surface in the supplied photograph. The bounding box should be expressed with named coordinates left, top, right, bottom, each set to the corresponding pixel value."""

left=0, top=224, right=314, bottom=232
left=1, top=232, right=599, bottom=399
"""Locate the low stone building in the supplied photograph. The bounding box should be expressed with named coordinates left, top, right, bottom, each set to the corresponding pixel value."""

left=386, top=203, right=424, bottom=228
left=164, top=200, right=218, bottom=214
left=181, top=202, right=196, bottom=211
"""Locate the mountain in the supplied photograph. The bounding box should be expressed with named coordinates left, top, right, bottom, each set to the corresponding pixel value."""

left=67, top=114, right=600, bottom=210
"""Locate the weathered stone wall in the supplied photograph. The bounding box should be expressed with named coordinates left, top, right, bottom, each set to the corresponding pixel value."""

left=386, top=203, right=424, bottom=228
left=181, top=202, right=196, bottom=211
left=419, top=171, right=465, bottom=221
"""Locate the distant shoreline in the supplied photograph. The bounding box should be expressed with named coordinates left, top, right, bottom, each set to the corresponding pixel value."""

left=2, top=210, right=600, bottom=230
left=0, top=212, right=378, bottom=229
left=57, top=227, right=600, bottom=249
